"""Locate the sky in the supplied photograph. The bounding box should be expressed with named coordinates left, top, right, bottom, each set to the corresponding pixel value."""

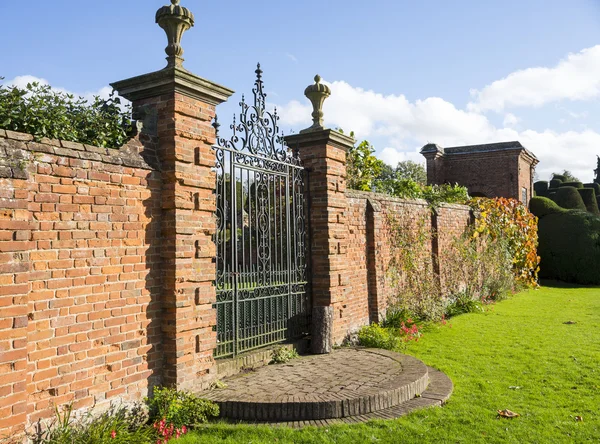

left=2, top=0, right=600, bottom=182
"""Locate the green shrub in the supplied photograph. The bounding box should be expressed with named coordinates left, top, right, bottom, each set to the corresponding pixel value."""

left=537, top=210, right=600, bottom=284
left=381, top=307, right=414, bottom=328
left=445, top=291, right=484, bottom=318
left=578, top=188, right=600, bottom=215
left=559, top=181, right=584, bottom=189
left=29, top=404, right=155, bottom=444
left=0, top=80, right=132, bottom=147
left=529, top=196, right=565, bottom=218
left=534, top=181, right=549, bottom=197
left=584, top=183, right=600, bottom=195
left=358, top=324, right=402, bottom=351
left=270, top=346, right=300, bottom=364
left=549, top=179, right=563, bottom=189
left=552, top=174, right=566, bottom=182
left=552, top=187, right=587, bottom=211
left=421, top=183, right=470, bottom=207
left=146, top=387, right=219, bottom=429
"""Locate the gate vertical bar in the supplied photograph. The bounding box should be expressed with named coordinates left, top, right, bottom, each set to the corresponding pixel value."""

left=285, top=165, right=292, bottom=333
left=230, top=151, right=238, bottom=357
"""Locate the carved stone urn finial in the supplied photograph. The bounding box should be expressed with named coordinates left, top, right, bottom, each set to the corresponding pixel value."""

left=156, top=0, right=195, bottom=68
left=301, top=75, right=331, bottom=133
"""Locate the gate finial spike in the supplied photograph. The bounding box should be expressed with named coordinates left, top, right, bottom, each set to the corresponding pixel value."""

left=256, top=63, right=263, bottom=80
left=212, top=115, right=220, bottom=137
left=301, top=74, right=331, bottom=133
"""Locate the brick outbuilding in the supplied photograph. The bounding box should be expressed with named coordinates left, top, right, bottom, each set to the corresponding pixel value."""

left=421, top=141, right=539, bottom=204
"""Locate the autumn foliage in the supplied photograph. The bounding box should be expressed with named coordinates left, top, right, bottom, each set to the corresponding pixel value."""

left=469, top=197, right=540, bottom=288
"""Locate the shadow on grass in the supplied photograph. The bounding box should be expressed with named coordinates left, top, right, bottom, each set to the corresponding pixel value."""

left=539, top=279, right=600, bottom=289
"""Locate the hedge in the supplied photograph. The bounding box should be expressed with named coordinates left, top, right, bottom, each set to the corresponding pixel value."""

left=552, top=186, right=587, bottom=211
left=559, top=181, right=584, bottom=189
left=534, top=181, right=549, bottom=197
left=549, top=179, right=562, bottom=189
left=552, top=174, right=566, bottom=182
left=529, top=196, right=565, bottom=218
left=584, top=183, right=600, bottom=195
left=536, top=209, right=600, bottom=284
left=578, top=188, right=600, bottom=215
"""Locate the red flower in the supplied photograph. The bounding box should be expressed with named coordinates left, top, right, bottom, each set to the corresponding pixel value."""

left=111, top=430, right=117, bottom=439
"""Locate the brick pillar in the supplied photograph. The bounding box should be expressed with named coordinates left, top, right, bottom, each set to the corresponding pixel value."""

left=112, top=67, right=233, bottom=390
left=421, top=144, right=445, bottom=185
left=366, top=198, right=385, bottom=323
left=285, top=130, right=354, bottom=346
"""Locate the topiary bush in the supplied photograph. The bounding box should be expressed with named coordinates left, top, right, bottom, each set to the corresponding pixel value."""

left=534, top=181, right=549, bottom=197
left=559, top=181, right=584, bottom=189
left=537, top=210, right=600, bottom=284
left=552, top=174, right=566, bottom=182
left=552, top=187, right=587, bottom=211
left=0, top=79, right=132, bottom=147
left=529, top=196, right=565, bottom=218
left=578, top=188, right=600, bottom=215
left=584, top=183, right=600, bottom=195
left=549, top=179, right=563, bottom=189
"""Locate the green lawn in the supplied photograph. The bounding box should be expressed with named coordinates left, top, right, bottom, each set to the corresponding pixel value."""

left=183, top=283, right=600, bottom=443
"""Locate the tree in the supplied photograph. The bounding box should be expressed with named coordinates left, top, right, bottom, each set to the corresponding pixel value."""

left=395, top=161, right=427, bottom=185
left=347, top=139, right=385, bottom=191
left=337, top=129, right=385, bottom=191
left=551, top=170, right=580, bottom=183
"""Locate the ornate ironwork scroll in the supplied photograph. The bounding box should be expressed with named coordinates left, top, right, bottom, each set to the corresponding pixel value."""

left=213, top=64, right=309, bottom=358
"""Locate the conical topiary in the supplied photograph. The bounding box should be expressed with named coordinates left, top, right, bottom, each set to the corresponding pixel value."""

left=553, top=186, right=587, bottom=211
left=578, top=188, right=600, bottom=215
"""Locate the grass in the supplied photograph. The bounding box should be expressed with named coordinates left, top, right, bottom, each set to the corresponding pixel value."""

left=181, top=282, right=600, bottom=443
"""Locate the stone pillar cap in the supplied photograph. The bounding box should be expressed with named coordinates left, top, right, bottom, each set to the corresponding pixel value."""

left=156, top=0, right=195, bottom=68
left=301, top=75, right=332, bottom=134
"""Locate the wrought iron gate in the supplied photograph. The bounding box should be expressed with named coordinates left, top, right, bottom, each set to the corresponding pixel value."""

left=212, top=65, right=310, bottom=359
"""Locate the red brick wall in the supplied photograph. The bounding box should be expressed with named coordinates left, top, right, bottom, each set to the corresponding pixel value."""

left=424, top=149, right=535, bottom=204
left=342, top=190, right=471, bottom=343
left=0, top=130, right=163, bottom=438
left=436, top=204, right=472, bottom=293
left=517, top=153, right=533, bottom=204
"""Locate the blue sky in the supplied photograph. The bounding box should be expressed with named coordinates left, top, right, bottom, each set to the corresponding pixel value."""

left=2, top=0, right=600, bottom=181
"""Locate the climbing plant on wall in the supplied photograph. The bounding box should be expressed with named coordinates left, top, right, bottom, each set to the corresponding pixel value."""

left=469, top=197, right=540, bottom=288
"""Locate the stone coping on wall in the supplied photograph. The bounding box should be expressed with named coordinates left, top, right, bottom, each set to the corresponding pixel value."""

left=345, top=189, right=470, bottom=211
left=0, top=129, right=156, bottom=179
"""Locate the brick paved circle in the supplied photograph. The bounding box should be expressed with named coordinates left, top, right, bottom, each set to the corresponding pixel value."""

left=201, top=348, right=429, bottom=421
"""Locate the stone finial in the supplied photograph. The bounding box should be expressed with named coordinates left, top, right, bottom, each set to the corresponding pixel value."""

left=156, top=0, right=195, bottom=68
left=301, top=75, right=331, bottom=133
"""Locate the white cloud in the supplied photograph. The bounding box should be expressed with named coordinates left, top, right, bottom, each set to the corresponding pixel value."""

left=2, top=75, right=113, bottom=102
left=503, top=113, right=520, bottom=127
left=276, top=75, right=599, bottom=183
left=285, top=53, right=298, bottom=63
left=468, top=45, right=600, bottom=112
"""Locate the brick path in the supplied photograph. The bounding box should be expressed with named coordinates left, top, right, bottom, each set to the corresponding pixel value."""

left=201, top=348, right=451, bottom=423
